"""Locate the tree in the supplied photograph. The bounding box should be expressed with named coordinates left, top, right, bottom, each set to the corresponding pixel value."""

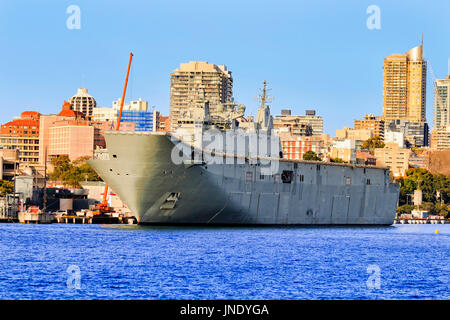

left=396, top=204, right=414, bottom=215
left=49, top=156, right=100, bottom=188
left=303, top=151, right=321, bottom=161
left=0, top=180, right=14, bottom=196
left=361, top=136, right=385, bottom=154
left=396, top=168, right=450, bottom=207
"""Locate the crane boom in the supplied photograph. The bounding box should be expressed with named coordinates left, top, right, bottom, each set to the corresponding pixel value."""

left=99, top=52, right=134, bottom=211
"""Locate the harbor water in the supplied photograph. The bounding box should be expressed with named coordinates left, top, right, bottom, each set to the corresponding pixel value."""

left=0, top=223, right=448, bottom=300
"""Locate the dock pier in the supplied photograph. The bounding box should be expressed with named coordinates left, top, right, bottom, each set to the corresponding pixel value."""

left=394, top=219, right=449, bottom=225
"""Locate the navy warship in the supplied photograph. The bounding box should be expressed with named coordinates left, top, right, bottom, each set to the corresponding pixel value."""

left=88, top=82, right=399, bottom=225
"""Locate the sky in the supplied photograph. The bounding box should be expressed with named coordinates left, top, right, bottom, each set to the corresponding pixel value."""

left=1, top=0, right=449, bottom=135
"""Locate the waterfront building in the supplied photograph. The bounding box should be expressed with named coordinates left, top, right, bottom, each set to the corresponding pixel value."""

left=354, top=114, right=385, bottom=140
left=0, top=111, right=41, bottom=163
left=170, top=61, right=233, bottom=130
left=68, top=88, right=97, bottom=120
left=374, top=142, right=411, bottom=177
left=430, top=125, right=450, bottom=150
left=274, top=110, right=323, bottom=136
left=382, top=42, right=427, bottom=123
left=434, top=75, right=450, bottom=129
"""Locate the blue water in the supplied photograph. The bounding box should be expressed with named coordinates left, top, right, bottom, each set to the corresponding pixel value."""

left=0, top=223, right=448, bottom=300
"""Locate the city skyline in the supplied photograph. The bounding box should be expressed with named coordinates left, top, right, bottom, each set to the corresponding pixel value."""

left=1, top=0, right=450, bottom=135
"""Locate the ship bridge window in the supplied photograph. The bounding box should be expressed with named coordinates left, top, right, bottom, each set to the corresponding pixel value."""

left=281, top=170, right=293, bottom=184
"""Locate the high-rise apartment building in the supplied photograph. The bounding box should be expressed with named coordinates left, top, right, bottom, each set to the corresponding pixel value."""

left=383, top=43, right=427, bottom=123
left=68, top=88, right=97, bottom=120
left=434, top=75, right=450, bottom=129
left=354, top=114, right=385, bottom=140
left=170, top=61, right=233, bottom=130
left=430, top=125, right=450, bottom=150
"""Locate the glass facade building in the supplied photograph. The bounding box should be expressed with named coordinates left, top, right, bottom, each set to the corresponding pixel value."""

left=119, top=111, right=156, bottom=132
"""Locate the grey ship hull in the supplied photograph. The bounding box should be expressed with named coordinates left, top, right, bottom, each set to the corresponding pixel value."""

left=88, top=132, right=399, bottom=225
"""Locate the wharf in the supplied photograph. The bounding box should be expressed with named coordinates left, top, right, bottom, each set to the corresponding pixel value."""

left=0, top=216, right=18, bottom=223
left=18, top=212, right=53, bottom=224
left=394, top=219, right=449, bottom=224
left=54, top=214, right=129, bottom=224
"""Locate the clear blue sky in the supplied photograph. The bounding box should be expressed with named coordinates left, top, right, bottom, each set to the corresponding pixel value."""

left=1, top=0, right=449, bottom=135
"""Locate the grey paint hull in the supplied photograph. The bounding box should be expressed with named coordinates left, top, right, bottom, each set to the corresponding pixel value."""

left=88, top=132, right=399, bottom=225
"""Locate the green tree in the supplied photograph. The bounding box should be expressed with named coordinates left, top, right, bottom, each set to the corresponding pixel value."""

left=396, top=168, right=450, bottom=207
left=361, top=136, right=385, bottom=154
left=396, top=204, right=414, bottom=215
left=0, top=179, right=14, bottom=196
left=303, top=150, right=321, bottom=161
left=49, top=156, right=100, bottom=188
